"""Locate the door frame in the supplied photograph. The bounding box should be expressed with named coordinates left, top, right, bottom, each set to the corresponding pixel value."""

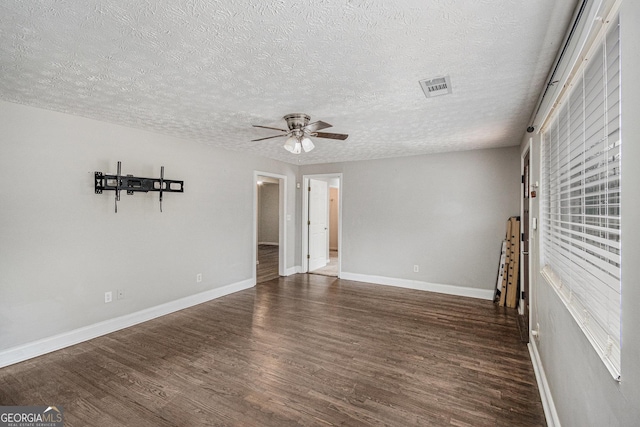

left=301, top=173, right=342, bottom=275
left=519, top=140, right=531, bottom=322
left=253, top=171, right=287, bottom=284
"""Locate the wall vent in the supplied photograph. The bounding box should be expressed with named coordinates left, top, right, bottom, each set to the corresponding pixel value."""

left=419, top=75, right=452, bottom=98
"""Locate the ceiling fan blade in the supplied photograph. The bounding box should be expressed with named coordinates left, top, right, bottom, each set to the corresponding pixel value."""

left=314, top=132, right=349, bottom=140
left=252, top=134, right=287, bottom=142
left=252, top=125, right=288, bottom=132
left=304, top=121, right=332, bottom=133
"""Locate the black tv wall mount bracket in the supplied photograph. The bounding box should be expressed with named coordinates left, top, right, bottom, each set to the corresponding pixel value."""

left=95, top=161, right=184, bottom=213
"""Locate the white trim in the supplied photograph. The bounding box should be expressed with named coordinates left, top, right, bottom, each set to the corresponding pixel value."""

left=529, top=338, right=561, bottom=427
left=340, top=272, right=494, bottom=300
left=258, top=241, right=279, bottom=246
left=519, top=140, right=531, bottom=316
left=285, top=266, right=302, bottom=276
left=0, top=279, right=254, bottom=369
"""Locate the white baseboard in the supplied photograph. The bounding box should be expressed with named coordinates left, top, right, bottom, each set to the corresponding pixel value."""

left=0, top=278, right=254, bottom=369
left=340, top=272, right=494, bottom=300
left=285, top=266, right=304, bottom=276
left=258, top=242, right=279, bottom=246
left=528, top=338, right=560, bottom=427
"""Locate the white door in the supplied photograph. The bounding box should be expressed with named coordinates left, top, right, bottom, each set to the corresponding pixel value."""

left=308, top=179, right=328, bottom=271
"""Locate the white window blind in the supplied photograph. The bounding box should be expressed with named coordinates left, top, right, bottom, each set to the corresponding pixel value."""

left=541, top=16, right=621, bottom=379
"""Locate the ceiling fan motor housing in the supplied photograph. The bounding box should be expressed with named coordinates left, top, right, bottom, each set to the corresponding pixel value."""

left=284, top=113, right=310, bottom=130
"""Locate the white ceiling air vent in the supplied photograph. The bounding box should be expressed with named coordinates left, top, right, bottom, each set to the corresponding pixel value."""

left=419, top=75, right=452, bottom=98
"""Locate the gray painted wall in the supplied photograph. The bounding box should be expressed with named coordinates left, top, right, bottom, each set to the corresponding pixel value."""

left=524, top=3, right=640, bottom=425
left=258, top=182, right=279, bottom=244
left=0, top=101, right=299, bottom=351
left=301, top=147, right=521, bottom=292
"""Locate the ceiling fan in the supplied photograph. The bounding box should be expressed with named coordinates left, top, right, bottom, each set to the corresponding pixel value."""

left=252, top=113, right=348, bottom=154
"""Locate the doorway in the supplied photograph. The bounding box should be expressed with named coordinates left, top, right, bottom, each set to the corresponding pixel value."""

left=254, top=172, right=287, bottom=284
left=302, top=174, right=342, bottom=277
left=308, top=178, right=328, bottom=272
left=518, top=149, right=530, bottom=342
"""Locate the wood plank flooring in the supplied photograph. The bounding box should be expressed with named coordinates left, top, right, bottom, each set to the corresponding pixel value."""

left=257, top=244, right=279, bottom=283
left=0, top=275, right=545, bottom=426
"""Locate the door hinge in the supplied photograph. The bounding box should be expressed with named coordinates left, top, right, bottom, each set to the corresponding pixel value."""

left=308, top=186, right=311, bottom=192
left=521, top=233, right=525, bottom=241
left=307, top=254, right=310, bottom=259
left=521, top=175, right=525, bottom=184
left=521, top=291, right=527, bottom=300
left=308, top=220, right=311, bottom=225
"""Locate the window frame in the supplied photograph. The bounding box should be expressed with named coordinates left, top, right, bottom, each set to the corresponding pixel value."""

left=540, top=12, right=621, bottom=381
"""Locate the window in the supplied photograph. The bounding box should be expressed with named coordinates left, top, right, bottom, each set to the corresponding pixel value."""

left=541, top=16, right=621, bottom=379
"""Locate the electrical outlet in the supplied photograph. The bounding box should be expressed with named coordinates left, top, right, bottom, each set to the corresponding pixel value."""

left=104, top=291, right=112, bottom=303
left=413, top=265, right=419, bottom=273
left=196, top=273, right=202, bottom=283
left=117, top=289, right=125, bottom=300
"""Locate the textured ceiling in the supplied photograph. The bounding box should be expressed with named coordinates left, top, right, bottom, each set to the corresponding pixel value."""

left=0, top=0, right=577, bottom=165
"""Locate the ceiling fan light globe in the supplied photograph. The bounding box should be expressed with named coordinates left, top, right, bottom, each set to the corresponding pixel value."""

left=301, top=137, right=315, bottom=152
left=292, top=141, right=302, bottom=154
left=283, top=136, right=297, bottom=152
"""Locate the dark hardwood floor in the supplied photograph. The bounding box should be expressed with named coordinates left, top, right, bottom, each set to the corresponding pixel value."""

left=257, top=244, right=279, bottom=283
left=0, top=275, right=545, bottom=426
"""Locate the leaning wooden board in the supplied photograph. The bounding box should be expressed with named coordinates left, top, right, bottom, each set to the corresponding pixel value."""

left=494, top=240, right=507, bottom=303
left=505, top=217, right=521, bottom=308
left=499, top=219, right=513, bottom=307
